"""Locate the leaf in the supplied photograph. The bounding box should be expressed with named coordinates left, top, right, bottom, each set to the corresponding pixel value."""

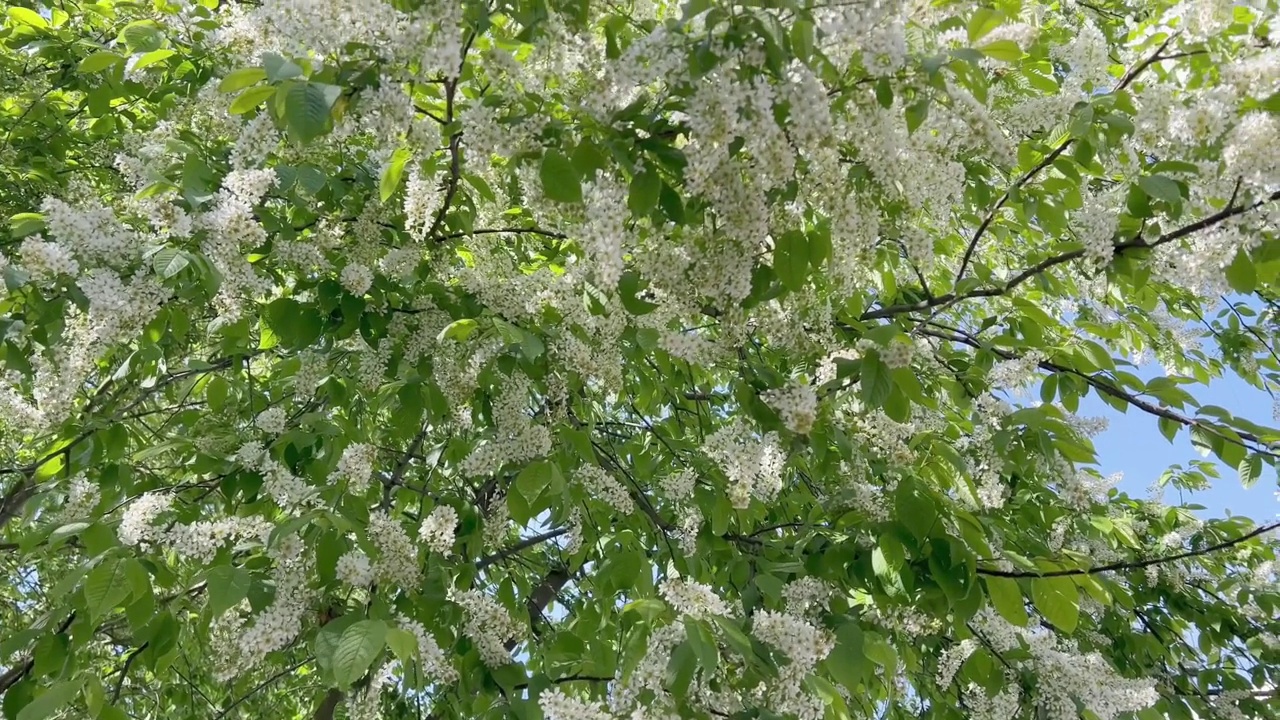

left=539, top=150, right=583, bottom=204
left=628, top=170, right=662, bottom=216
left=7, top=7, right=49, bottom=28
left=684, top=618, right=719, bottom=674
left=1032, top=576, right=1079, bottom=634
left=984, top=576, right=1028, bottom=627
left=1238, top=454, right=1263, bottom=489
left=860, top=352, right=893, bottom=408
left=825, top=621, right=867, bottom=690
left=265, top=298, right=323, bottom=349
left=84, top=557, right=133, bottom=621
left=16, top=679, right=82, bottom=720
left=263, top=53, right=304, bottom=82
left=205, top=375, right=229, bottom=414
left=385, top=627, right=419, bottom=664
left=978, top=40, right=1022, bottom=62
left=332, top=620, right=387, bottom=687
left=205, top=566, right=251, bottom=616
left=283, top=82, right=335, bottom=143
left=1138, top=175, right=1182, bottom=203
left=1225, top=250, right=1257, bottom=293
left=120, top=21, right=164, bottom=52
left=230, top=85, right=276, bottom=115
left=438, top=318, right=479, bottom=343
left=78, top=52, right=124, bottom=73
left=218, top=67, right=268, bottom=93
left=515, top=461, right=553, bottom=503
left=133, top=48, right=176, bottom=70
left=380, top=148, right=413, bottom=202
left=967, top=8, right=1005, bottom=43
left=152, top=248, right=189, bottom=278
left=774, top=230, right=809, bottom=292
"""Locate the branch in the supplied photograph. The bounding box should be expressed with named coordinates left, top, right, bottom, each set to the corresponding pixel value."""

left=109, top=642, right=149, bottom=703
left=214, top=658, right=313, bottom=720
left=432, top=227, right=568, bottom=243
left=978, top=521, right=1280, bottom=578
left=477, top=527, right=569, bottom=571
left=950, top=33, right=1179, bottom=290
left=918, top=323, right=1280, bottom=459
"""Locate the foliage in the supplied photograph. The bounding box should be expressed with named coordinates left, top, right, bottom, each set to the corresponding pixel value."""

left=1, top=1, right=1279, bottom=720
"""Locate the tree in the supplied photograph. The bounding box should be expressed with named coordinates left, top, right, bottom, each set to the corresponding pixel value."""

left=0, top=0, right=1278, bottom=718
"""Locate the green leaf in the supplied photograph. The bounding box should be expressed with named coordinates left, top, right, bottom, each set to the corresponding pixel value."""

left=540, top=150, right=583, bottom=204
left=860, top=352, right=893, bottom=408
left=230, top=85, right=277, bottom=115
left=84, top=557, right=133, bottom=621
left=1225, top=250, right=1257, bottom=293
left=774, top=230, right=809, bottom=292
left=968, top=8, right=1005, bottom=43
left=16, top=679, right=82, bottom=720
left=380, top=148, right=413, bottom=202
left=1238, top=454, right=1263, bottom=489
left=386, top=627, right=419, bottom=664
left=205, top=566, right=251, bottom=616
left=516, top=461, right=553, bottom=503
left=825, top=622, right=867, bottom=690
left=1138, top=175, right=1182, bottom=203
left=1032, top=576, right=1079, bottom=634
left=265, top=298, right=323, bottom=349
left=218, top=67, right=268, bottom=93
left=7, top=7, right=48, bottom=28
left=684, top=618, right=719, bottom=674
left=984, top=576, right=1027, bottom=627
left=133, top=48, right=176, bottom=70
left=283, top=82, right=336, bottom=143
left=120, top=21, right=164, bottom=52
left=332, top=620, right=387, bottom=687
left=978, top=40, right=1022, bottom=62
left=628, top=169, right=662, bottom=216
left=78, top=52, right=124, bottom=73
left=152, top=248, right=190, bottom=279
left=438, top=318, right=479, bottom=343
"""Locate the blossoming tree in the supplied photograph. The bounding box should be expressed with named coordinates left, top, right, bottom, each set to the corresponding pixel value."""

left=1, top=0, right=1279, bottom=719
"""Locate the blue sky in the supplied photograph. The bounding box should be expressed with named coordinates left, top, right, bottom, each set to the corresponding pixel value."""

left=1078, top=366, right=1278, bottom=522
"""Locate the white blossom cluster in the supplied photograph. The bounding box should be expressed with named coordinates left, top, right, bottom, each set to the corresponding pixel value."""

left=700, top=419, right=786, bottom=509
left=762, top=381, right=818, bottom=435
left=368, top=510, right=421, bottom=589
left=59, top=474, right=99, bottom=521
left=461, top=373, right=552, bottom=477
left=658, top=574, right=734, bottom=619
left=333, top=443, right=377, bottom=494
left=449, top=589, right=522, bottom=666
left=575, top=464, right=634, bottom=514
left=969, top=609, right=1158, bottom=720
left=396, top=614, right=459, bottom=684
left=236, top=441, right=316, bottom=510
left=418, top=505, right=458, bottom=555
left=216, top=536, right=314, bottom=679
left=540, top=689, right=614, bottom=720
left=335, top=549, right=376, bottom=588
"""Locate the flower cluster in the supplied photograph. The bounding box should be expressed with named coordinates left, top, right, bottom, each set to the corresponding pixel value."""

left=418, top=505, right=458, bottom=555
left=575, top=464, right=634, bottom=514
left=450, top=589, right=522, bottom=666
left=659, top=574, right=734, bottom=619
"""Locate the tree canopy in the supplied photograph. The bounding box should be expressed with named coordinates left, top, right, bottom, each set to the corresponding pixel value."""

left=1, top=0, right=1279, bottom=719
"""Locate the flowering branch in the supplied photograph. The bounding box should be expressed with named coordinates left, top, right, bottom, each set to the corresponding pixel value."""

left=476, top=527, right=569, bottom=571
left=917, top=322, right=1280, bottom=459
left=978, top=520, right=1280, bottom=578
left=868, top=188, right=1280, bottom=322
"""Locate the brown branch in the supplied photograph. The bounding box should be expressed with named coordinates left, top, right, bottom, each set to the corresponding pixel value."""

left=950, top=33, right=1180, bottom=292
left=978, top=521, right=1280, bottom=578
left=477, top=527, right=569, bottom=571
left=311, top=689, right=342, bottom=720
left=918, top=323, right=1280, bottom=459
left=432, top=227, right=568, bottom=243
left=868, top=188, right=1280, bottom=321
